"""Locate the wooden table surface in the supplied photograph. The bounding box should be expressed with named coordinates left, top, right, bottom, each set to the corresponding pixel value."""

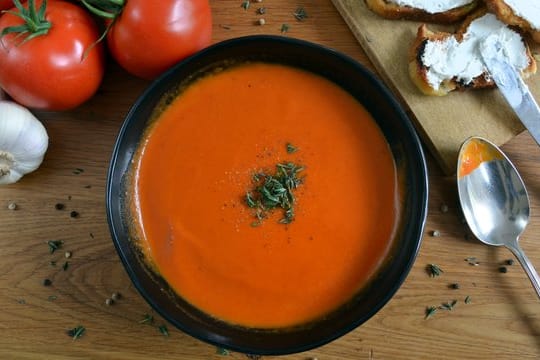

left=1, top=1, right=540, bottom=359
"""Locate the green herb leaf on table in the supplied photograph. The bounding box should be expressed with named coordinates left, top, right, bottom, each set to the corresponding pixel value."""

left=426, top=263, right=443, bottom=277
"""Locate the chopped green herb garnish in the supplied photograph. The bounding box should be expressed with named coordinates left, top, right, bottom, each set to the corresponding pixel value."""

left=48, top=295, right=57, bottom=301
left=68, top=325, right=85, bottom=340
left=439, top=300, right=457, bottom=311
left=47, top=240, right=63, bottom=254
left=245, top=192, right=257, bottom=208
left=139, top=314, right=154, bottom=325
left=464, top=295, right=471, bottom=304
left=425, top=306, right=437, bottom=319
left=293, top=7, right=308, bottom=21
left=62, top=261, right=69, bottom=271
left=280, top=23, right=290, bottom=33
left=158, top=324, right=169, bottom=337
left=426, top=263, right=443, bottom=277
left=216, top=347, right=230, bottom=356
left=244, top=162, right=304, bottom=225
left=241, top=0, right=250, bottom=10
left=286, top=142, right=298, bottom=154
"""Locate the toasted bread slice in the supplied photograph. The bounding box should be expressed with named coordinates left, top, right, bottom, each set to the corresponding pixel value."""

left=484, top=0, right=540, bottom=43
left=365, top=0, right=480, bottom=23
left=409, top=9, right=537, bottom=96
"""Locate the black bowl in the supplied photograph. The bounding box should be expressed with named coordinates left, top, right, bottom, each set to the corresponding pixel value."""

left=106, top=35, right=428, bottom=355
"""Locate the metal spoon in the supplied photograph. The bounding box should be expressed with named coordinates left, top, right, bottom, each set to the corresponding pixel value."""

left=457, top=136, right=540, bottom=298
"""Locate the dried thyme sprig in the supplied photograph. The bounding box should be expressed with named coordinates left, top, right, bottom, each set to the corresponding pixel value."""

left=245, top=162, right=304, bottom=225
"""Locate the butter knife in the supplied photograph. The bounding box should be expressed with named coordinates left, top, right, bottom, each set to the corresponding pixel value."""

left=480, top=39, right=540, bottom=146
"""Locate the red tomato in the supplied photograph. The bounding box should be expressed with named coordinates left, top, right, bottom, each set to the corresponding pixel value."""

left=0, top=0, right=105, bottom=110
left=106, top=0, right=212, bottom=80
left=0, top=0, right=20, bottom=11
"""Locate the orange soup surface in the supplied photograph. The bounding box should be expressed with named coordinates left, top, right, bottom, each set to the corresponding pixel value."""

left=131, top=62, right=399, bottom=328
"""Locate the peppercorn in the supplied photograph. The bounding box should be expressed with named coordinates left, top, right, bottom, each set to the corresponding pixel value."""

left=499, top=266, right=508, bottom=273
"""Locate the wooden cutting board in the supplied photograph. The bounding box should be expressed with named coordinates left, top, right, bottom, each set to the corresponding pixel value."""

left=331, top=0, right=540, bottom=174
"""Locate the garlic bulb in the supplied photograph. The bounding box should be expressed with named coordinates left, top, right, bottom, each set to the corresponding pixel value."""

left=0, top=101, right=49, bottom=185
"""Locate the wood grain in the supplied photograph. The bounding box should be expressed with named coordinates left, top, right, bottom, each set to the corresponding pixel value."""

left=1, top=1, right=540, bottom=359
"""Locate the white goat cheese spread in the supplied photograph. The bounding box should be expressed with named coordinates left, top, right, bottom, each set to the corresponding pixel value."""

left=389, top=0, right=474, bottom=14
left=503, top=0, right=540, bottom=30
left=421, top=13, right=529, bottom=90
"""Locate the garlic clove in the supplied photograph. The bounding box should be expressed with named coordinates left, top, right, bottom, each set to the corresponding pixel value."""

left=0, top=101, right=48, bottom=185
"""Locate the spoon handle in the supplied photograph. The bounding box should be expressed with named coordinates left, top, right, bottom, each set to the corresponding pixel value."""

left=507, top=242, right=540, bottom=299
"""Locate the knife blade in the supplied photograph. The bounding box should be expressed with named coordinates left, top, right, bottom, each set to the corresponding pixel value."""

left=480, top=38, right=540, bottom=146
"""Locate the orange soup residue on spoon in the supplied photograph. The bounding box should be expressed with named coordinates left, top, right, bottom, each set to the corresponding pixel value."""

left=129, top=62, right=400, bottom=328
left=459, top=138, right=505, bottom=178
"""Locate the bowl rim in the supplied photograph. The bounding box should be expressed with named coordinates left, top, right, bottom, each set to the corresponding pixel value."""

left=106, top=34, right=429, bottom=355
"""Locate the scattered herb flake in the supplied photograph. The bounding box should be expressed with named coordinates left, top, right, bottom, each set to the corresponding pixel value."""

left=280, top=23, right=290, bottom=33
left=241, top=0, right=250, bottom=10
left=139, top=314, right=154, bottom=325
left=17, top=299, right=26, bottom=304
left=43, top=279, right=52, bottom=286
left=50, top=261, right=57, bottom=267
left=449, top=283, right=460, bottom=290
left=48, top=295, right=57, bottom=301
left=464, top=295, right=471, bottom=304
left=216, top=347, right=230, bottom=356
left=62, top=261, right=69, bottom=271
left=293, top=7, right=308, bottom=21
left=426, top=263, right=443, bottom=277
left=47, top=240, right=63, bottom=254
left=158, top=324, right=169, bottom=337
left=55, top=203, right=65, bottom=210
left=439, top=300, right=457, bottom=311
left=257, top=7, right=265, bottom=15
left=70, top=211, right=79, bottom=218
left=68, top=325, right=85, bottom=340
left=73, top=168, right=84, bottom=175
left=425, top=306, right=437, bottom=319
left=286, top=142, right=298, bottom=154
left=220, top=24, right=231, bottom=30
left=465, top=257, right=479, bottom=266
left=499, top=266, right=508, bottom=273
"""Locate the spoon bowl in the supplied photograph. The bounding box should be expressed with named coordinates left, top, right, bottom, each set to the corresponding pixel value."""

left=457, top=136, right=540, bottom=298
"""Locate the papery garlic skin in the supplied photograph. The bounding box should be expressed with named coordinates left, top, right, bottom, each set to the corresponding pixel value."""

left=0, top=101, right=49, bottom=185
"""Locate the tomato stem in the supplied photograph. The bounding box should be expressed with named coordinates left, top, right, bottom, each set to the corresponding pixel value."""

left=0, top=0, right=51, bottom=43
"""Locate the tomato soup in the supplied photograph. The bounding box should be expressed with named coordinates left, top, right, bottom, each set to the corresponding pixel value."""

left=130, top=62, right=399, bottom=328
